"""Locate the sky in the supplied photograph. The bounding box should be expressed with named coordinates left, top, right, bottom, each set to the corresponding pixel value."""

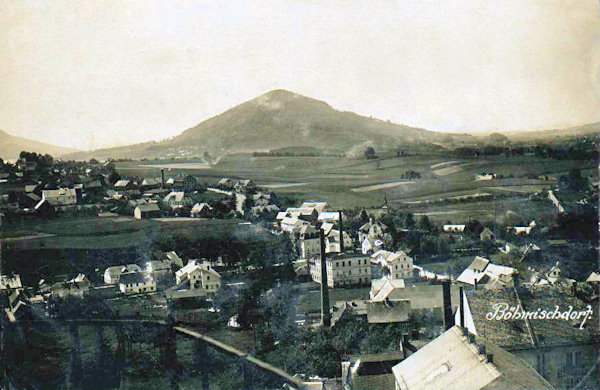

left=1, top=0, right=599, bottom=151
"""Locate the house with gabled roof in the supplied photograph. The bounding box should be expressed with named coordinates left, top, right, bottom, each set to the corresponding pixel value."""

left=217, top=177, right=234, bottom=188
left=371, top=250, right=413, bottom=279
left=391, top=325, right=553, bottom=390
left=455, top=287, right=597, bottom=389
left=119, top=272, right=156, bottom=295
left=456, top=257, right=516, bottom=289
left=174, top=260, right=221, bottom=296
left=134, top=203, right=160, bottom=219
left=104, top=264, right=142, bottom=284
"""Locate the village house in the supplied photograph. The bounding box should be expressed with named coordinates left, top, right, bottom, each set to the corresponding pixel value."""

left=456, top=256, right=517, bottom=289
left=358, top=218, right=388, bottom=243
left=140, top=177, right=161, bottom=190
left=114, top=179, right=133, bottom=190
left=370, top=250, right=414, bottom=279
left=456, top=287, right=598, bottom=389
left=317, top=211, right=340, bottom=223
left=174, top=260, right=222, bottom=296
left=476, top=173, right=496, bottom=181
left=234, top=179, right=257, bottom=193
left=513, top=220, right=537, bottom=235
left=104, top=264, right=143, bottom=284
left=324, top=228, right=353, bottom=254
left=35, top=188, right=78, bottom=212
left=252, top=191, right=275, bottom=207
left=217, top=177, right=234, bottom=188
left=391, top=325, right=552, bottom=390
left=297, top=224, right=321, bottom=258
left=442, top=224, right=466, bottom=233
left=361, top=236, right=384, bottom=255
left=50, top=273, right=90, bottom=299
left=163, top=191, right=193, bottom=209
left=586, top=272, right=600, bottom=283
left=145, top=260, right=173, bottom=278
left=165, top=251, right=184, bottom=268
left=528, top=262, right=575, bottom=288
left=479, top=226, right=495, bottom=241
left=309, top=253, right=371, bottom=287
left=190, top=202, right=213, bottom=218
left=300, top=201, right=327, bottom=212
left=119, top=272, right=157, bottom=295
left=0, top=274, right=23, bottom=293
left=134, top=203, right=160, bottom=219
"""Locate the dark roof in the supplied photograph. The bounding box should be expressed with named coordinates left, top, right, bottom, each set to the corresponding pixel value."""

left=136, top=203, right=160, bottom=212
left=119, top=272, right=153, bottom=285
left=465, top=287, right=596, bottom=349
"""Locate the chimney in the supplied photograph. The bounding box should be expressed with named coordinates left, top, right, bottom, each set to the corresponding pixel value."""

left=486, top=354, right=494, bottom=364
left=318, top=223, right=331, bottom=329
left=161, top=169, right=165, bottom=189
left=478, top=345, right=486, bottom=355
left=474, top=278, right=477, bottom=290
left=459, top=286, right=465, bottom=329
left=442, top=281, right=453, bottom=330
left=339, top=211, right=344, bottom=253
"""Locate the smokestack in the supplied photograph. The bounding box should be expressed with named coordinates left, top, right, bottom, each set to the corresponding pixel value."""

left=161, top=169, right=165, bottom=189
left=339, top=211, right=344, bottom=253
left=459, top=287, right=465, bottom=329
left=442, top=281, right=453, bottom=330
left=318, top=223, right=331, bottom=329
left=474, top=278, right=477, bottom=290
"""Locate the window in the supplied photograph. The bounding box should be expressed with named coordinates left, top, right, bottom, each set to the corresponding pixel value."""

left=567, top=351, right=584, bottom=368
left=342, top=261, right=345, bottom=267
left=348, top=261, right=352, bottom=266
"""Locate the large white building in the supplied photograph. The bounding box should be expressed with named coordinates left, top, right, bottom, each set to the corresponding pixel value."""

left=309, top=254, right=371, bottom=287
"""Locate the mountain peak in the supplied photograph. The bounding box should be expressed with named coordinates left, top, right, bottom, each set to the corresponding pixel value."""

left=252, top=89, right=331, bottom=112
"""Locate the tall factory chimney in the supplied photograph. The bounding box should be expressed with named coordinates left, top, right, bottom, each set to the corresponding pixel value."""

left=161, top=169, right=165, bottom=189
left=318, top=222, right=331, bottom=329
left=338, top=211, right=344, bottom=253
left=442, top=281, right=453, bottom=330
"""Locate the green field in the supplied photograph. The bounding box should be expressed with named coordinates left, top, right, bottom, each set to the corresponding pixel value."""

left=115, top=153, right=597, bottom=214
left=2, top=216, right=268, bottom=250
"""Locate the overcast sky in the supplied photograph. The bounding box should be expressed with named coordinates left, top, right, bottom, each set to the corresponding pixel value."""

left=1, top=0, right=599, bottom=150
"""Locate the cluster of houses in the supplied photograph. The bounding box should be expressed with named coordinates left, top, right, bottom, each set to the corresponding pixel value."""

left=0, top=251, right=224, bottom=325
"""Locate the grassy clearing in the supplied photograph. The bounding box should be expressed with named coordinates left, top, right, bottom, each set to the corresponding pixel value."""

left=2, top=217, right=268, bottom=250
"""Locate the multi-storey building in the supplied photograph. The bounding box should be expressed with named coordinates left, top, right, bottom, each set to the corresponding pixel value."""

left=309, top=253, right=371, bottom=287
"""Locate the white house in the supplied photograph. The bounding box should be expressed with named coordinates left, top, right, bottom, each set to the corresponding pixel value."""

left=119, top=272, right=157, bottom=294
left=513, top=220, right=536, bottom=235
left=456, top=256, right=516, bottom=289
left=442, top=224, right=466, bottom=233
left=190, top=202, right=213, bottom=217
left=476, top=173, right=495, bottom=181
left=325, top=229, right=353, bottom=254
left=297, top=224, right=321, bottom=258
left=370, top=250, right=413, bottom=279
left=175, top=260, right=222, bottom=296
left=163, top=191, right=192, bottom=209
left=104, top=264, right=142, bottom=284
left=358, top=218, right=388, bottom=243
left=309, top=254, right=371, bottom=287
left=361, top=236, right=384, bottom=255
left=134, top=203, right=160, bottom=219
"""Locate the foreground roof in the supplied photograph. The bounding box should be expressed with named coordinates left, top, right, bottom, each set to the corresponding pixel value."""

left=392, top=326, right=553, bottom=390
